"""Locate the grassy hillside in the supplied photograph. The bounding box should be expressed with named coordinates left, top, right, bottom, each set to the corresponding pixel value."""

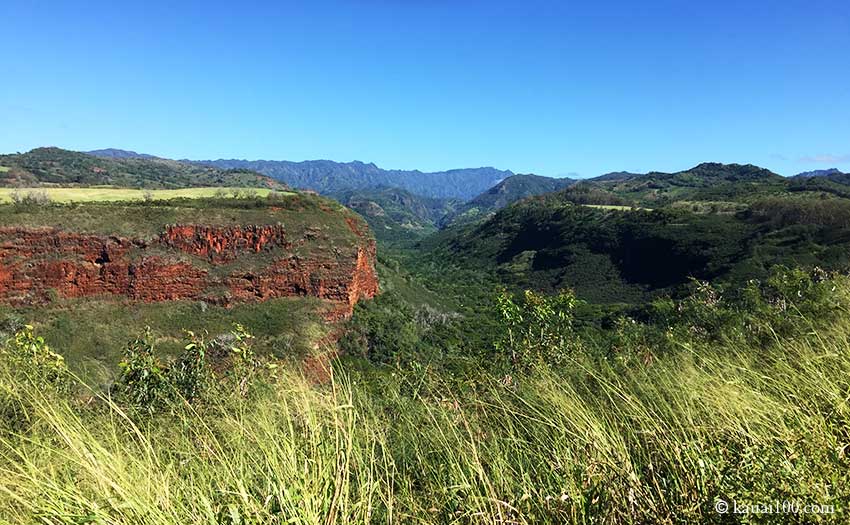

left=0, top=296, right=329, bottom=387
left=0, top=148, right=286, bottom=190
left=0, top=192, right=353, bottom=238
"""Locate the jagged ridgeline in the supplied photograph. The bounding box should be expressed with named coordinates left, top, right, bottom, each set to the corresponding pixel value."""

left=188, top=157, right=512, bottom=200
left=0, top=147, right=286, bottom=189
left=0, top=194, right=378, bottom=380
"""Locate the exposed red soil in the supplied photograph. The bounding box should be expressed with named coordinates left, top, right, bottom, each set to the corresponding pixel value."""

left=0, top=225, right=378, bottom=317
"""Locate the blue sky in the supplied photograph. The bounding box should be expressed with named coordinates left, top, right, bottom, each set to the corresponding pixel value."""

left=1, top=0, right=848, bottom=177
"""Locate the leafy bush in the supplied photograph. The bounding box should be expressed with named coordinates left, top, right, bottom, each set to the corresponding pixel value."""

left=223, top=323, right=260, bottom=397
left=115, top=328, right=170, bottom=413
left=1, top=325, right=71, bottom=392
left=115, top=324, right=263, bottom=413
left=494, top=288, right=581, bottom=368
left=169, top=330, right=211, bottom=404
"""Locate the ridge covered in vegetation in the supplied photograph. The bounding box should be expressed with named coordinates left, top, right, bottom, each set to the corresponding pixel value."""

left=330, top=186, right=461, bottom=244
left=0, top=148, right=286, bottom=190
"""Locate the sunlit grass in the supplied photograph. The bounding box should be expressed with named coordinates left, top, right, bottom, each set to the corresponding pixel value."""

left=0, top=187, right=294, bottom=203
left=1, top=310, right=848, bottom=523
left=581, top=203, right=646, bottom=210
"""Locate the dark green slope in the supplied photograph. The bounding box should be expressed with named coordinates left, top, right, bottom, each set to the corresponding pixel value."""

left=0, top=148, right=286, bottom=189
left=420, top=190, right=850, bottom=304
left=787, top=171, right=850, bottom=198
left=589, top=171, right=645, bottom=182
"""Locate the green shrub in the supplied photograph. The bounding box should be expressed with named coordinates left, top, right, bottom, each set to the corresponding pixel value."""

left=340, top=292, right=422, bottom=365
left=1, top=325, right=71, bottom=393
left=115, top=324, right=264, bottom=413
left=494, top=288, right=581, bottom=368
left=224, top=323, right=260, bottom=397
left=168, top=330, right=211, bottom=404
left=115, top=328, right=170, bottom=413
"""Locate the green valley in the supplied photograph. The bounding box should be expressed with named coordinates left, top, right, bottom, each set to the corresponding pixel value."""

left=2, top=152, right=850, bottom=524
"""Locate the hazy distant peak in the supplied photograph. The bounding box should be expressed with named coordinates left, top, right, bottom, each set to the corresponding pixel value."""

left=792, top=168, right=844, bottom=179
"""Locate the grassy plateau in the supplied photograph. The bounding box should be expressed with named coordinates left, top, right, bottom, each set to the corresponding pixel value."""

left=0, top=187, right=289, bottom=203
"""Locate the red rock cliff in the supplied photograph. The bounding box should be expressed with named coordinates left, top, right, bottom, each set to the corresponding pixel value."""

left=0, top=224, right=378, bottom=316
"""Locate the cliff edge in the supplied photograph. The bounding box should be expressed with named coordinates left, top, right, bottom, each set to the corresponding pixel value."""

left=0, top=195, right=378, bottom=319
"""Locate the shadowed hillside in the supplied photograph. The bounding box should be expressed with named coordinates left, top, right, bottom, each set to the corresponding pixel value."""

left=418, top=188, right=850, bottom=303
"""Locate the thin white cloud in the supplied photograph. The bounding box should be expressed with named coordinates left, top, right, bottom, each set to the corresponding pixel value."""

left=798, top=154, right=850, bottom=164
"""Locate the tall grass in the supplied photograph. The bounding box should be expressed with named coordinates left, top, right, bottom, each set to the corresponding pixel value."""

left=1, top=305, right=849, bottom=522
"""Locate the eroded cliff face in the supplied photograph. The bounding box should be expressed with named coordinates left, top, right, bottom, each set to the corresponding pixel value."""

left=0, top=223, right=378, bottom=317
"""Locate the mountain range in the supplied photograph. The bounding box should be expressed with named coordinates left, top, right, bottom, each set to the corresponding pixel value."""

left=5, top=145, right=850, bottom=302
left=185, top=159, right=513, bottom=200
left=83, top=149, right=516, bottom=200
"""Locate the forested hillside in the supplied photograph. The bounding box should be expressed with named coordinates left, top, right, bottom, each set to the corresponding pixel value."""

left=586, top=162, right=788, bottom=206
left=330, top=186, right=461, bottom=243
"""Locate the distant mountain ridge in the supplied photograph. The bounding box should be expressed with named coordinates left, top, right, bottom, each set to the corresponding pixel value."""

left=85, top=149, right=515, bottom=200
left=792, top=168, right=845, bottom=179
left=585, top=162, right=787, bottom=206
left=189, top=158, right=513, bottom=200
left=86, top=148, right=158, bottom=160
